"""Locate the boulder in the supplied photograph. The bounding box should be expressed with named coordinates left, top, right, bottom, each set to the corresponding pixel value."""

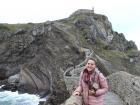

left=107, top=71, right=140, bottom=105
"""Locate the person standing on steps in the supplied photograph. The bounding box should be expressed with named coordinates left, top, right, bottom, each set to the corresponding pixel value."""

left=73, top=57, right=108, bottom=105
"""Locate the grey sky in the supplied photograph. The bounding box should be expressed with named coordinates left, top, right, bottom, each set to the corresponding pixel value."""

left=0, top=0, right=139, bottom=49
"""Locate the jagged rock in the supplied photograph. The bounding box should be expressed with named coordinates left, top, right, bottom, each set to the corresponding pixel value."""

left=107, top=71, right=140, bottom=105
left=0, top=66, right=13, bottom=80
left=0, top=67, right=8, bottom=80
left=62, top=95, right=83, bottom=105
left=108, top=33, right=137, bottom=51
left=127, top=40, right=137, bottom=50
left=19, top=57, right=51, bottom=94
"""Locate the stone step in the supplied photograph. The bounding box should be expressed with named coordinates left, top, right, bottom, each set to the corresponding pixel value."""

left=104, top=92, right=124, bottom=105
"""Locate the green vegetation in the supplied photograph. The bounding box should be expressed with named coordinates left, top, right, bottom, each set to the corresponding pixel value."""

left=92, top=38, right=128, bottom=65
left=0, top=24, right=10, bottom=30
left=95, top=38, right=108, bottom=49
left=68, top=12, right=92, bottom=25
left=0, top=23, right=34, bottom=31
left=125, top=49, right=140, bottom=57
left=56, top=79, right=66, bottom=90
left=70, top=14, right=87, bottom=21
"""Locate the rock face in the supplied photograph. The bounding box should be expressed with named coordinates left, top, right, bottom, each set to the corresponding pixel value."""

left=62, top=95, right=83, bottom=105
left=17, top=23, right=85, bottom=102
left=0, top=9, right=140, bottom=105
left=108, top=71, right=140, bottom=105
left=108, top=33, right=137, bottom=51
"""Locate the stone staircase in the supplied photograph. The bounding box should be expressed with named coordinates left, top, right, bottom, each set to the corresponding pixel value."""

left=64, top=48, right=93, bottom=94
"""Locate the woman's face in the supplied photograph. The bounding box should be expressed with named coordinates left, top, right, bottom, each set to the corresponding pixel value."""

left=85, top=59, right=96, bottom=72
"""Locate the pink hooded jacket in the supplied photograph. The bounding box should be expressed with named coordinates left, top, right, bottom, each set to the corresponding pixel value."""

left=75, top=68, right=108, bottom=105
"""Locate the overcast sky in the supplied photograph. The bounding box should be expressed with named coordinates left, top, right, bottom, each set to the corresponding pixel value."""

left=0, top=0, right=139, bottom=50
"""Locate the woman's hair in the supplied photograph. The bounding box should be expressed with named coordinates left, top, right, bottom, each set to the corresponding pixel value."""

left=86, top=57, right=97, bottom=65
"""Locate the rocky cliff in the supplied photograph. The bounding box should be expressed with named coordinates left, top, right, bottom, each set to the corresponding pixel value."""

left=0, top=9, right=140, bottom=105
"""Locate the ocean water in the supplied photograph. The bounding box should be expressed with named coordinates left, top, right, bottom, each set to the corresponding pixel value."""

left=0, top=90, right=44, bottom=105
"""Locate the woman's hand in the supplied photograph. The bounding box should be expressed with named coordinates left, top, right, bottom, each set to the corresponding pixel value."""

left=73, top=91, right=80, bottom=96
left=89, top=90, right=96, bottom=95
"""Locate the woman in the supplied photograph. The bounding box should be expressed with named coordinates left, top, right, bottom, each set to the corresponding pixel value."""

left=73, top=58, right=108, bottom=105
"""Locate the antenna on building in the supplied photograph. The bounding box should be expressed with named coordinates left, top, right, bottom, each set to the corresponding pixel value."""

left=92, top=7, right=94, bottom=13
